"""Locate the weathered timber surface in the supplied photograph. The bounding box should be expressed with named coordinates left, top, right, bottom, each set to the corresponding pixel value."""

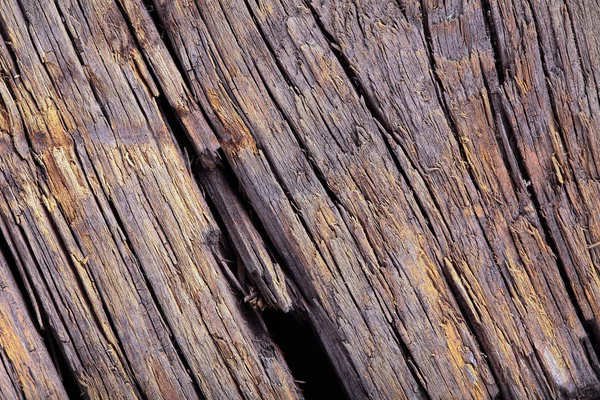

left=0, top=0, right=600, bottom=398
left=0, top=246, right=67, bottom=398
left=0, top=0, right=299, bottom=398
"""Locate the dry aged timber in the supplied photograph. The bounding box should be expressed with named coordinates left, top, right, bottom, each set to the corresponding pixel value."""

left=0, top=0, right=299, bottom=398
left=0, top=0, right=599, bottom=398
left=0, top=245, right=67, bottom=398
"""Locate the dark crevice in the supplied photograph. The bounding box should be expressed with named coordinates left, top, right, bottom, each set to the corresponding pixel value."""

left=208, top=154, right=293, bottom=304
left=0, top=353, right=20, bottom=396
left=153, top=71, right=322, bottom=376
left=209, top=145, right=303, bottom=308
left=262, top=310, right=347, bottom=399
left=146, top=0, right=264, bottom=159
left=112, top=0, right=224, bottom=166
left=39, top=310, right=83, bottom=399
left=582, top=337, right=600, bottom=392
left=211, top=149, right=261, bottom=233
left=130, top=0, right=197, bottom=96
left=236, top=119, right=372, bottom=396
left=240, top=7, right=436, bottom=398
left=394, top=0, right=409, bottom=20
left=144, top=3, right=387, bottom=365
left=110, top=0, right=524, bottom=393
left=4, top=2, right=328, bottom=397
left=114, top=0, right=348, bottom=391
left=155, top=94, right=250, bottom=293
left=155, top=92, right=349, bottom=397
left=145, top=11, right=409, bottom=395
left=251, top=56, right=433, bottom=398
left=479, top=0, right=506, bottom=84
left=155, top=93, right=261, bottom=305
left=249, top=51, right=433, bottom=399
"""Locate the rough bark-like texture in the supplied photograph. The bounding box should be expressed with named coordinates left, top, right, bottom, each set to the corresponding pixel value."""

left=0, top=248, right=67, bottom=398
left=0, top=0, right=599, bottom=398
left=0, top=0, right=299, bottom=398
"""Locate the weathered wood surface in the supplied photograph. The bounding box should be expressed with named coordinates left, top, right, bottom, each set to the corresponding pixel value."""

left=0, top=246, right=67, bottom=398
left=0, top=0, right=299, bottom=398
left=0, top=0, right=600, bottom=398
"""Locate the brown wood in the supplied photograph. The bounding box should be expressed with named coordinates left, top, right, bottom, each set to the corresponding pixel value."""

left=0, top=247, right=67, bottom=398
left=0, top=0, right=599, bottom=398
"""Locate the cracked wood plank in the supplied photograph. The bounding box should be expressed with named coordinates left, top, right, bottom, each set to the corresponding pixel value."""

left=129, top=0, right=500, bottom=398
left=1, top=0, right=600, bottom=398
left=132, top=0, right=600, bottom=396
left=0, top=0, right=299, bottom=398
left=0, top=246, right=67, bottom=398
left=485, top=0, right=600, bottom=352
left=307, top=0, right=600, bottom=397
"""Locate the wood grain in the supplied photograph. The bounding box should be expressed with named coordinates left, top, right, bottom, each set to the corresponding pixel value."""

left=0, top=0, right=599, bottom=398
left=0, top=0, right=299, bottom=397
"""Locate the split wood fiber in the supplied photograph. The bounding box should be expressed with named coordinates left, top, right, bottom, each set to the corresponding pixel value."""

left=0, top=0, right=599, bottom=398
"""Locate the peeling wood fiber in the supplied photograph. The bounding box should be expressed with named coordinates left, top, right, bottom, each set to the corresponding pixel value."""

left=0, top=0, right=600, bottom=398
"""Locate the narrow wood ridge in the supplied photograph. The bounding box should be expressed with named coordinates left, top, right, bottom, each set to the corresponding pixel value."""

left=0, top=0, right=599, bottom=398
left=0, top=236, right=68, bottom=398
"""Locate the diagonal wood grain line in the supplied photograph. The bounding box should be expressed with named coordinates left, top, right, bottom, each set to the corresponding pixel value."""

left=1, top=0, right=600, bottom=398
left=0, top=237, right=68, bottom=398
left=117, top=0, right=600, bottom=397
left=305, top=0, right=600, bottom=397
left=124, top=0, right=500, bottom=397
left=0, top=0, right=300, bottom=397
